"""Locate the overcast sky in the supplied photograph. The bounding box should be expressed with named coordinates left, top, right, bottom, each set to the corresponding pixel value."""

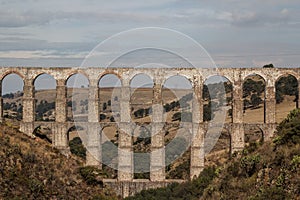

left=0, top=0, right=300, bottom=68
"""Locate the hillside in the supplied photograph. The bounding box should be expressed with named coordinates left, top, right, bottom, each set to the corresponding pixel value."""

left=0, top=122, right=117, bottom=199
left=126, top=109, right=300, bottom=200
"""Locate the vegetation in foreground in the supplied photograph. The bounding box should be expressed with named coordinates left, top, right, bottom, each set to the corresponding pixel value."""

left=0, top=123, right=116, bottom=199
left=126, top=109, right=300, bottom=199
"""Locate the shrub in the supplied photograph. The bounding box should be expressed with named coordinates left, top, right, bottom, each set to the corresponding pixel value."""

left=69, top=137, right=86, bottom=159
left=79, top=166, right=105, bottom=186
left=240, top=154, right=260, bottom=177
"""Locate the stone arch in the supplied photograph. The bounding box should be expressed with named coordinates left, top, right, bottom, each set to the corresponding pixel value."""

left=203, top=75, right=233, bottom=122
left=165, top=126, right=191, bottom=180
left=1, top=73, right=24, bottom=120
left=130, top=73, right=154, bottom=123
left=32, top=72, right=58, bottom=86
left=205, top=126, right=231, bottom=166
left=242, top=70, right=267, bottom=84
left=33, top=73, right=57, bottom=122
left=132, top=125, right=151, bottom=179
left=163, top=73, right=193, bottom=87
left=275, top=74, right=298, bottom=122
left=128, top=71, right=155, bottom=84
left=275, top=71, right=300, bottom=82
left=244, top=124, right=264, bottom=145
left=98, top=70, right=123, bottom=84
left=33, top=124, right=53, bottom=143
left=162, top=75, right=193, bottom=123
left=66, top=125, right=88, bottom=159
left=65, top=71, right=90, bottom=86
left=0, top=70, right=25, bottom=81
left=65, top=73, right=90, bottom=122
left=101, top=125, right=118, bottom=179
left=242, top=74, right=266, bottom=123
left=98, top=74, right=122, bottom=122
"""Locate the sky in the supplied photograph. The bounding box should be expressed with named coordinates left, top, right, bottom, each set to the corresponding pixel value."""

left=1, top=0, right=300, bottom=93
left=0, top=0, right=300, bottom=68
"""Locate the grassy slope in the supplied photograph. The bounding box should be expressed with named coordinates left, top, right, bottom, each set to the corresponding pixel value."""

left=0, top=123, right=116, bottom=199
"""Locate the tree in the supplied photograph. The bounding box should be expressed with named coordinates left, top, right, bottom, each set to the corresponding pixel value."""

left=263, top=63, right=274, bottom=68
left=103, top=102, right=107, bottom=111
left=251, top=93, right=262, bottom=108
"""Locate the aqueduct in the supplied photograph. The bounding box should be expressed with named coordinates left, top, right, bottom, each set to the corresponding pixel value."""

left=0, top=66, right=299, bottom=197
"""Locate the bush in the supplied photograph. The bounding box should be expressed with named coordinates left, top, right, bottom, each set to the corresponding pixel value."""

left=240, top=154, right=260, bottom=177
left=79, top=166, right=106, bottom=186
left=69, top=137, right=86, bottom=159
left=274, top=109, right=300, bottom=146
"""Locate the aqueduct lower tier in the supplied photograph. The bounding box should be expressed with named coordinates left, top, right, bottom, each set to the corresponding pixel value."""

left=0, top=67, right=299, bottom=197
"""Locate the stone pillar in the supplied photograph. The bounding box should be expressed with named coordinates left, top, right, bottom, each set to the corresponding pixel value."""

left=150, top=82, right=165, bottom=181
left=190, top=77, right=204, bottom=179
left=118, top=81, right=133, bottom=181
left=231, top=80, right=244, bottom=152
left=53, top=79, right=68, bottom=150
left=55, top=79, right=67, bottom=123
left=264, top=85, right=276, bottom=140
left=86, top=123, right=101, bottom=166
left=20, top=79, right=35, bottom=137
left=86, top=79, right=101, bottom=167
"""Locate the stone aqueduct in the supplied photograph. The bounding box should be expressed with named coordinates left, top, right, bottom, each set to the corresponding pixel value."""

left=0, top=66, right=300, bottom=196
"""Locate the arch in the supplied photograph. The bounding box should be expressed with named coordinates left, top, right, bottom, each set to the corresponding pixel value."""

left=203, top=75, right=232, bottom=122
left=162, top=75, right=193, bottom=124
left=163, top=75, right=193, bottom=89
left=99, top=73, right=121, bottom=88
left=129, top=73, right=154, bottom=88
left=242, top=71, right=267, bottom=84
left=205, top=127, right=231, bottom=166
left=33, top=73, right=57, bottom=122
left=32, top=72, right=57, bottom=87
left=244, top=125, right=264, bottom=145
left=165, top=126, right=191, bottom=180
left=0, top=70, right=25, bottom=81
left=2, top=73, right=24, bottom=120
left=66, top=73, right=89, bottom=122
left=66, top=73, right=90, bottom=88
left=132, top=125, right=152, bottom=179
left=98, top=70, right=122, bottom=83
left=275, top=71, right=299, bottom=83
left=275, top=74, right=298, bottom=122
left=67, top=125, right=87, bottom=159
left=242, top=74, right=266, bottom=123
left=130, top=74, right=154, bottom=123
left=99, top=74, right=121, bottom=123
left=33, top=125, right=53, bottom=143
left=101, top=125, right=118, bottom=179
